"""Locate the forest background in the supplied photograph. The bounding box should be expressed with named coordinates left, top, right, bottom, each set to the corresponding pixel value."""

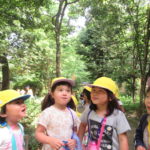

left=0, top=0, right=150, bottom=149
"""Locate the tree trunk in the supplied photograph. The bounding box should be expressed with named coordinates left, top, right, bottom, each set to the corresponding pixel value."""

left=52, top=0, right=78, bottom=77
left=132, top=77, right=136, bottom=103
left=0, top=55, right=10, bottom=90
left=56, top=31, right=61, bottom=77
left=138, top=7, right=150, bottom=115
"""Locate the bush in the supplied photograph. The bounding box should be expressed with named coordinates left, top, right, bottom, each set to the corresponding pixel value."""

left=13, top=79, right=43, bottom=96
left=21, top=97, right=42, bottom=150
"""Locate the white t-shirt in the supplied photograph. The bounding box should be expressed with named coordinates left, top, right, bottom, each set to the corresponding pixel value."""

left=0, top=124, right=24, bottom=150
left=37, top=105, right=80, bottom=150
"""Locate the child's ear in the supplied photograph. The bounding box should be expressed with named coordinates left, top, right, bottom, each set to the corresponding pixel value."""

left=109, top=98, right=112, bottom=101
left=0, top=113, right=7, bottom=118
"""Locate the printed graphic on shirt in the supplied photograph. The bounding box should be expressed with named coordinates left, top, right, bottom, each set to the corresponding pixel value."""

left=89, top=119, right=113, bottom=150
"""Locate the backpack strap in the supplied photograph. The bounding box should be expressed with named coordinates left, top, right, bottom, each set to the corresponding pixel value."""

left=7, top=124, right=17, bottom=150
left=67, top=107, right=82, bottom=150
left=7, top=123, right=24, bottom=150
left=87, top=110, right=92, bottom=140
left=67, top=107, right=74, bottom=138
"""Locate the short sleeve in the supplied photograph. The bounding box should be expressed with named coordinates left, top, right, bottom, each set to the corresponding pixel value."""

left=115, top=110, right=131, bottom=134
left=37, top=109, right=51, bottom=129
left=80, top=107, right=91, bottom=123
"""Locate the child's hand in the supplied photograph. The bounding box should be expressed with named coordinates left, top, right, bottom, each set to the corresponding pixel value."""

left=48, top=137, right=64, bottom=150
left=67, top=139, right=76, bottom=150
left=136, top=145, right=146, bottom=150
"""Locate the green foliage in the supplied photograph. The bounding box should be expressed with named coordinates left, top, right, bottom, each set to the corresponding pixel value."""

left=120, top=95, right=139, bottom=104
left=21, top=98, right=42, bottom=149
left=61, top=37, right=91, bottom=86
left=13, top=76, right=43, bottom=96
left=0, top=0, right=149, bottom=111
left=120, top=95, right=141, bottom=113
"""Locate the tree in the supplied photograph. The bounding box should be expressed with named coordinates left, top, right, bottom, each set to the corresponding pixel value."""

left=121, top=0, right=150, bottom=109
left=0, top=55, right=9, bottom=90
left=52, top=0, right=78, bottom=77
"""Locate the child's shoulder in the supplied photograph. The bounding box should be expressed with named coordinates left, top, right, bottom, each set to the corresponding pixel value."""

left=0, top=125, right=9, bottom=133
left=140, top=113, right=149, bottom=121
left=112, top=109, right=126, bottom=118
left=42, top=105, right=55, bottom=112
left=69, top=108, right=77, bottom=115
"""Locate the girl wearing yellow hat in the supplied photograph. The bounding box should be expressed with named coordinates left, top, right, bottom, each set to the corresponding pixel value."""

left=81, top=86, right=91, bottom=110
left=0, top=89, right=30, bottom=150
left=78, top=77, right=131, bottom=150
left=35, top=77, right=81, bottom=150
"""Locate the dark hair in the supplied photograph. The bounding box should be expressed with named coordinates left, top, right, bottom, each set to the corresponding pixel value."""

left=90, top=89, right=121, bottom=116
left=146, top=87, right=150, bottom=96
left=0, top=105, right=6, bottom=123
left=41, top=81, right=76, bottom=111
left=82, top=89, right=91, bottom=104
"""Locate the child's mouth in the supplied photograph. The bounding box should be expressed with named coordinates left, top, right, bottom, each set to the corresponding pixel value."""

left=147, top=106, right=150, bottom=111
left=22, top=108, right=26, bottom=112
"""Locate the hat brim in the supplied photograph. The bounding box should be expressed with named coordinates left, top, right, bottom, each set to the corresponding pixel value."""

left=88, top=84, right=111, bottom=92
left=8, top=94, right=31, bottom=103
left=52, top=79, right=75, bottom=87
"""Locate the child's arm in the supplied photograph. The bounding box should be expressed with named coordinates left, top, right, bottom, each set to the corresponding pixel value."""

left=136, top=146, right=146, bottom=150
left=77, top=122, right=87, bottom=142
left=118, top=132, right=129, bottom=150
left=134, top=114, right=147, bottom=149
left=35, top=124, right=64, bottom=149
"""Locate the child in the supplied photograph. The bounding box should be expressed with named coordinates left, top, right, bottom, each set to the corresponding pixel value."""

left=0, top=89, right=30, bottom=149
left=78, top=77, right=131, bottom=150
left=81, top=86, right=91, bottom=110
left=134, top=86, right=150, bottom=150
left=77, top=86, right=91, bottom=113
left=35, top=77, right=80, bottom=150
left=79, top=86, right=91, bottom=149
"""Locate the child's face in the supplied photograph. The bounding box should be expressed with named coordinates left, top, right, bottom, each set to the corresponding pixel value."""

left=91, top=87, right=108, bottom=105
left=5, top=99, right=27, bottom=122
left=145, top=91, right=150, bottom=114
left=52, top=85, right=72, bottom=106
left=82, top=93, right=88, bottom=102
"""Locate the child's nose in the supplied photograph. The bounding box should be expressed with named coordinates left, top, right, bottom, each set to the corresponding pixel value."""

left=63, top=91, right=67, bottom=95
left=21, top=103, right=26, bottom=107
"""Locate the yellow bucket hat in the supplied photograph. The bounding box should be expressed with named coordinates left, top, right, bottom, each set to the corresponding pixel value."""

left=51, top=77, right=75, bottom=88
left=89, top=77, right=119, bottom=97
left=0, top=89, right=30, bottom=108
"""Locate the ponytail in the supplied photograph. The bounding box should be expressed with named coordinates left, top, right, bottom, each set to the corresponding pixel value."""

left=41, top=93, right=54, bottom=111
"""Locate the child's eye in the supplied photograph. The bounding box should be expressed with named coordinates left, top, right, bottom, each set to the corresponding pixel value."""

left=67, top=89, right=71, bottom=92
left=15, top=100, right=24, bottom=104
left=59, top=89, right=63, bottom=91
